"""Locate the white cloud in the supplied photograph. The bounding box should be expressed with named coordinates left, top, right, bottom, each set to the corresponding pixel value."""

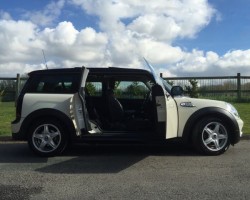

left=169, top=49, right=209, bottom=74
left=138, top=39, right=184, bottom=64
left=40, top=22, right=108, bottom=63
left=167, top=49, right=250, bottom=77
left=0, top=19, right=43, bottom=63
left=0, top=19, right=109, bottom=76
left=217, top=50, right=250, bottom=69
left=0, top=0, right=250, bottom=78
left=0, top=63, right=42, bottom=77
left=42, top=21, right=78, bottom=45
left=70, top=0, right=215, bottom=41
left=67, top=0, right=219, bottom=71
left=128, top=14, right=181, bottom=42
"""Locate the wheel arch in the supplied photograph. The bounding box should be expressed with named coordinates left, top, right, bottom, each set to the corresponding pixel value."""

left=20, top=108, right=76, bottom=140
left=182, top=107, right=240, bottom=145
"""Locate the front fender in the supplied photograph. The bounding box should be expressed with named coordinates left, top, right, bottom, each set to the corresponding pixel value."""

left=182, top=107, right=240, bottom=145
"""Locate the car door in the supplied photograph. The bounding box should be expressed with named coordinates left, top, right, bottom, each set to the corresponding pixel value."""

left=165, top=95, right=178, bottom=139
left=144, top=58, right=178, bottom=139
left=70, top=67, right=90, bottom=136
left=152, top=84, right=178, bottom=139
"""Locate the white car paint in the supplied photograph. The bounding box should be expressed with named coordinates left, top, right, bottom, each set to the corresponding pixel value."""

left=12, top=93, right=74, bottom=134
left=174, top=97, right=243, bottom=137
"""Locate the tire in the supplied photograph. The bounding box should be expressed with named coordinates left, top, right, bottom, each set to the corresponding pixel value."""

left=192, top=117, right=230, bottom=155
left=28, top=119, right=68, bottom=156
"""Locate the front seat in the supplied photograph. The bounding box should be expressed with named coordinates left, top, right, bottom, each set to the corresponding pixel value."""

left=105, top=89, right=124, bottom=123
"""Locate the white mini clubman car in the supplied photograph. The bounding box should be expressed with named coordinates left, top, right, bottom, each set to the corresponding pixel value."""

left=12, top=66, right=243, bottom=156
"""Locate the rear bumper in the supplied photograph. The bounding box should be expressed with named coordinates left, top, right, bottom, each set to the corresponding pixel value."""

left=11, top=119, right=26, bottom=140
left=12, top=131, right=26, bottom=141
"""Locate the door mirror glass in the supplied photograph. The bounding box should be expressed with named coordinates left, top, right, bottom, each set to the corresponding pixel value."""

left=171, top=86, right=184, bottom=96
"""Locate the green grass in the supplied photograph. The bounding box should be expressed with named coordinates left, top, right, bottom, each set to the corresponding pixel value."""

left=0, top=101, right=249, bottom=136
left=0, top=102, right=15, bottom=136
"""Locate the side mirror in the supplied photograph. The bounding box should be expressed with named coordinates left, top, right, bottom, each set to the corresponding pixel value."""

left=171, top=86, right=184, bottom=96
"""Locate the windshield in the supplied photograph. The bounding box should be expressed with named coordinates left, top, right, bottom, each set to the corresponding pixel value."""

left=161, top=78, right=172, bottom=93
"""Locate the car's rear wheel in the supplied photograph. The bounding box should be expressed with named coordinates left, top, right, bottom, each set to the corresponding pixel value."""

left=28, top=119, right=68, bottom=156
left=192, top=117, right=230, bottom=155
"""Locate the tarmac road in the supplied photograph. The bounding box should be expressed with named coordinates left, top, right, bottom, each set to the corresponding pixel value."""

left=0, top=140, right=250, bottom=200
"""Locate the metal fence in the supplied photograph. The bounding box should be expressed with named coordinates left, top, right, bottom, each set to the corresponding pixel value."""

left=161, top=73, right=250, bottom=102
left=0, top=74, right=27, bottom=102
left=1, top=73, right=250, bottom=102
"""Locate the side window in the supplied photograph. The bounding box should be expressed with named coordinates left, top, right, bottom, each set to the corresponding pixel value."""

left=37, top=82, right=45, bottom=92
left=27, top=74, right=80, bottom=94
left=114, top=81, right=149, bottom=99
left=86, top=82, right=102, bottom=96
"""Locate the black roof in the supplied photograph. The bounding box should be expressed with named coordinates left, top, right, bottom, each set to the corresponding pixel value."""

left=88, top=67, right=152, bottom=75
left=29, top=67, right=153, bottom=77
left=28, top=67, right=83, bottom=75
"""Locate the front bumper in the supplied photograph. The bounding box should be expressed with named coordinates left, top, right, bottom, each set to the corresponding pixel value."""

left=237, top=117, right=244, bottom=138
left=232, top=117, right=244, bottom=145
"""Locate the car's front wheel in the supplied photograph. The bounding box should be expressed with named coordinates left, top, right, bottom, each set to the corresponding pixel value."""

left=192, top=117, right=230, bottom=155
left=28, top=119, right=68, bottom=156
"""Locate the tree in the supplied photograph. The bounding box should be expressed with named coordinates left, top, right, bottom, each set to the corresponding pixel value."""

left=86, top=82, right=96, bottom=96
left=185, top=79, right=199, bottom=98
left=126, top=81, right=147, bottom=98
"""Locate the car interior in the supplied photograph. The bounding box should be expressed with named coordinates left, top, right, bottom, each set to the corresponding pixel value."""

left=84, top=74, right=156, bottom=134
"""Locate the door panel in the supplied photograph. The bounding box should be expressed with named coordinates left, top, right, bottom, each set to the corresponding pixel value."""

left=152, top=84, right=166, bottom=138
left=70, top=67, right=89, bottom=136
left=152, top=84, right=178, bottom=140
left=143, top=59, right=178, bottom=139
left=166, top=96, right=178, bottom=139
left=70, top=93, right=85, bottom=136
left=155, top=96, right=166, bottom=122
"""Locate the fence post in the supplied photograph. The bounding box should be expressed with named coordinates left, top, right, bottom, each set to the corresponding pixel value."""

left=15, top=73, right=20, bottom=106
left=237, top=73, right=241, bottom=102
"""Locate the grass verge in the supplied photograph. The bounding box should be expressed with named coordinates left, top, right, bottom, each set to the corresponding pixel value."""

left=0, top=102, right=15, bottom=136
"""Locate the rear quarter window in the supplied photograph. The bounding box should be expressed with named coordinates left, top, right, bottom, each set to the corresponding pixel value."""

left=26, top=73, right=81, bottom=94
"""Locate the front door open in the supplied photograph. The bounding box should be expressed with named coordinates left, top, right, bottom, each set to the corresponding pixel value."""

left=152, top=84, right=178, bottom=139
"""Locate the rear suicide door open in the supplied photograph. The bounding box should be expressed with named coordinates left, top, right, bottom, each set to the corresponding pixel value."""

left=70, top=67, right=90, bottom=136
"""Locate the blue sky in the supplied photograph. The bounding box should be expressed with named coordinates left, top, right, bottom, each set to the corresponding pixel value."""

left=0, top=0, right=250, bottom=77
left=178, top=0, right=250, bottom=55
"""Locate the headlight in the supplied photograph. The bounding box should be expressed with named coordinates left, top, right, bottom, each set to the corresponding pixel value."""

left=226, top=103, right=239, bottom=117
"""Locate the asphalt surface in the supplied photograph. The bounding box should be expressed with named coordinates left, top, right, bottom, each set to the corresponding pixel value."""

left=0, top=140, right=250, bottom=200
